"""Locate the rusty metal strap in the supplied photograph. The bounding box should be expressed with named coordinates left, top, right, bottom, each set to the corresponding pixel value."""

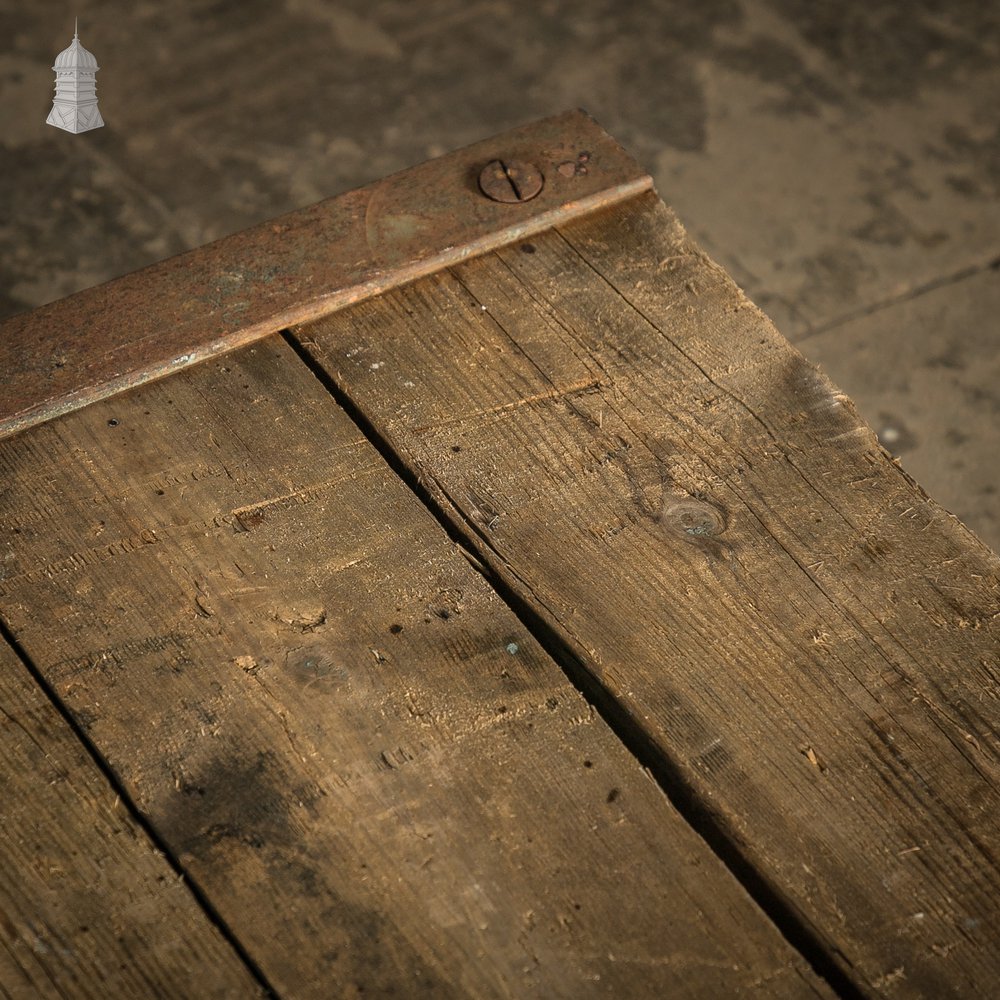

left=0, top=109, right=652, bottom=439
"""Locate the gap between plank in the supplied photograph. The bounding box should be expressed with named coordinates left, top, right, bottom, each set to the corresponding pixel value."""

left=0, top=616, right=280, bottom=1000
left=283, top=328, right=866, bottom=1000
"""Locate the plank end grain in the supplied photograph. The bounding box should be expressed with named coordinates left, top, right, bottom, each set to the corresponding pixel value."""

left=294, top=191, right=1000, bottom=999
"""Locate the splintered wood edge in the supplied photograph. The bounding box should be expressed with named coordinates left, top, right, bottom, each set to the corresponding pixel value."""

left=0, top=109, right=652, bottom=441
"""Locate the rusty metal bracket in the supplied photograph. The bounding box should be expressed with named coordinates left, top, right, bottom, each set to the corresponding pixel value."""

left=0, top=109, right=652, bottom=439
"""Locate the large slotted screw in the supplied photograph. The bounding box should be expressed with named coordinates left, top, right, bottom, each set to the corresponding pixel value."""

left=478, top=159, right=544, bottom=203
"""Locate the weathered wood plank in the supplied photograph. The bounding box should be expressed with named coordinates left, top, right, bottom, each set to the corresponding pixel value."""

left=0, top=639, right=263, bottom=998
left=0, top=338, right=828, bottom=998
left=294, top=191, right=1000, bottom=998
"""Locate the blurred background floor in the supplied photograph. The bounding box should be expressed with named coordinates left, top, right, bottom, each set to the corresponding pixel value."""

left=2, top=0, right=998, bottom=550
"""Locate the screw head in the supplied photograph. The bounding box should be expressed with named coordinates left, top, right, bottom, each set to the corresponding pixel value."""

left=478, top=159, right=544, bottom=203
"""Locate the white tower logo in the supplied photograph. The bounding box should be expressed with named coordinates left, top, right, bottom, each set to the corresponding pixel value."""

left=46, top=19, right=104, bottom=134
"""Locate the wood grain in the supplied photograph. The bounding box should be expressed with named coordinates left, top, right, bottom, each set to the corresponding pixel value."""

left=0, top=337, right=828, bottom=998
left=0, top=639, right=263, bottom=998
left=295, top=191, right=1000, bottom=998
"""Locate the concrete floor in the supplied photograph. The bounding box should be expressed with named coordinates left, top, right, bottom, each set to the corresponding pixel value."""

left=3, top=0, right=998, bottom=549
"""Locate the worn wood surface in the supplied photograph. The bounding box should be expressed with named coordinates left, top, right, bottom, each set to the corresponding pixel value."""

left=0, top=640, right=262, bottom=998
left=295, top=191, right=1000, bottom=999
left=0, top=337, right=829, bottom=998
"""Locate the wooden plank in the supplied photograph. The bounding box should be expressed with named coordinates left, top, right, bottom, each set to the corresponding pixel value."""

left=0, top=109, right=650, bottom=441
left=0, top=639, right=263, bottom=998
left=0, top=338, right=829, bottom=998
left=293, top=191, right=1000, bottom=999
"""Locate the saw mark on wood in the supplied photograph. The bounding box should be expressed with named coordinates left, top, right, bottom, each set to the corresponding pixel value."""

left=411, top=379, right=604, bottom=434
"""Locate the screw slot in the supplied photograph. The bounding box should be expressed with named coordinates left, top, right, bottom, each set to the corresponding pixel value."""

left=478, top=159, right=544, bottom=203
